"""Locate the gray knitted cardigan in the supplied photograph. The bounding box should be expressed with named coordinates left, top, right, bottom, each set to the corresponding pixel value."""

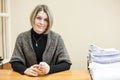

left=10, top=30, right=71, bottom=67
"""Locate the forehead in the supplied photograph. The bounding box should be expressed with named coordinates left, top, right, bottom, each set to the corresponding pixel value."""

left=36, top=11, right=48, bottom=18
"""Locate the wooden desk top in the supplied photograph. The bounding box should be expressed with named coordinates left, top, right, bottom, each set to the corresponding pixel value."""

left=0, top=70, right=91, bottom=80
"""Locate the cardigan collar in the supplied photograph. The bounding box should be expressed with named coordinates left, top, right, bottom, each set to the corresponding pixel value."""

left=27, top=29, right=52, bottom=64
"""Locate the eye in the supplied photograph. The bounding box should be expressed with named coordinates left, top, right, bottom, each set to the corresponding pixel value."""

left=44, top=19, right=48, bottom=22
left=36, top=16, right=41, bottom=20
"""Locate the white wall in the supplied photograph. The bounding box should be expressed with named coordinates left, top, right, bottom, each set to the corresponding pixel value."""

left=0, top=18, right=2, bottom=57
left=11, top=0, right=120, bottom=70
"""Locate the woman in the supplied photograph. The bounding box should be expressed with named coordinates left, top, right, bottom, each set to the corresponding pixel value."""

left=10, top=4, right=72, bottom=77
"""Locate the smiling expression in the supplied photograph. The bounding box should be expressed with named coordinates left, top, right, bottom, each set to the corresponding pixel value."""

left=33, top=11, right=48, bottom=34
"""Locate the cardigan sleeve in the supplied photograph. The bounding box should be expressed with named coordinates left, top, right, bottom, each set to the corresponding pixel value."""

left=55, top=35, right=72, bottom=64
left=10, top=34, right=26, bottom=65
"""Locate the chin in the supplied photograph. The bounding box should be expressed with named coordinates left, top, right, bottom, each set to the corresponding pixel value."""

left=37, top=31, right=44, bottom=34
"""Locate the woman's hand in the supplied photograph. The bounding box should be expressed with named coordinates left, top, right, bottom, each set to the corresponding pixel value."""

left=24, top=62, right=50, bottom=76
left=24, top=64, right=40, bottom=77
left=38, top=62, right=50, bottom=75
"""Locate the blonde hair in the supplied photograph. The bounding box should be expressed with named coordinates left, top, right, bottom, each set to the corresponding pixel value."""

left=30, top=4, right=53, bottom=34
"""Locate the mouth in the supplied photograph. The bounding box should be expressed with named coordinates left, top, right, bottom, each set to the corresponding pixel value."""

left=37, top=25, right=44, bottom=29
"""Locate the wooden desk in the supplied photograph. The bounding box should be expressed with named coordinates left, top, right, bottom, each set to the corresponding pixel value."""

left=0, top=70, right=91, bottom=80
left=0, top=63, right=11, bottom=69
left=0, top=59, right=11, bottom=69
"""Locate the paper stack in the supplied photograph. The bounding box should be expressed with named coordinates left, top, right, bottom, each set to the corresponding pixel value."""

left=88, top=44, right=120, bottom=80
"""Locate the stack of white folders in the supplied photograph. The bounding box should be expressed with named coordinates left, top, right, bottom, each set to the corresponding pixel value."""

left=88, top=44, right=120, bottom=80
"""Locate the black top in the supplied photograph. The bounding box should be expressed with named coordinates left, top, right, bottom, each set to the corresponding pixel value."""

left=11, top=29, right=71, bottom=74
left=31, top=29, right=47, bottom=63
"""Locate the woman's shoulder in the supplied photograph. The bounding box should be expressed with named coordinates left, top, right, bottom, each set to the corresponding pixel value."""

left=48, top=30, right=64, bottom=42
left=18, top=30, right=31, bottom=37
left=49, top=30, right=61, bottom=37
left=17, top=29, right=31, bottom=39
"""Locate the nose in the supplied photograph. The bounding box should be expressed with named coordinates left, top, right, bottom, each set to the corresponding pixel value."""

left=40, top=19, right=44, bottom=24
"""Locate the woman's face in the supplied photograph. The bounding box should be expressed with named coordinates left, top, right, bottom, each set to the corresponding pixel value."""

left=33, top=10, right=48, bottom=34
